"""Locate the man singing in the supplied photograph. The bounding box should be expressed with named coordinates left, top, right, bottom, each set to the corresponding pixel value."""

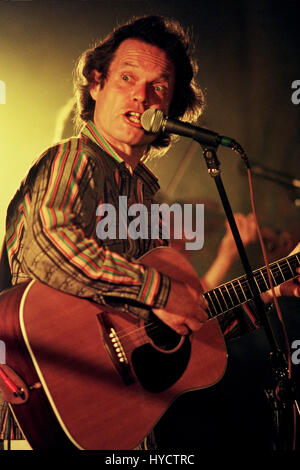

left=1, top=15, right=299, bottom=449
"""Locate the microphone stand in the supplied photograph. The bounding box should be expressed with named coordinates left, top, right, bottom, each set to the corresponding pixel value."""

left=199, top=143, right=297, bottom=450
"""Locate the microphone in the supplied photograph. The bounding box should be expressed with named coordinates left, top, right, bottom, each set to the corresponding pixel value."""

left=141, top=108, right=237, bottom=150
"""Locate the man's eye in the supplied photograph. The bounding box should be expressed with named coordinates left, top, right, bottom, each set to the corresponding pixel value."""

left=153, top=85, right=165, bottom=92
left=121, top=74, right=131, bottom=82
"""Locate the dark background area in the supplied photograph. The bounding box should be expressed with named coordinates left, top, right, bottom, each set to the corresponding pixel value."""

left=0, top=0, right=299, bottom=451
left=1, top=0, right=299, bottom=277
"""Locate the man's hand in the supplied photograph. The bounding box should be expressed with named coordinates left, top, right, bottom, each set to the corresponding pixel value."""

left=153, top=279, right=208, bottom=336
left=261, top=242, right=300, bottom=303
left=202, top=213, right=257, bottom=289
left=221, top=213, right=257, bottom=262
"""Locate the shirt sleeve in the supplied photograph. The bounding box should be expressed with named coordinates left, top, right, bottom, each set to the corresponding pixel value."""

left=18, top=139, right=170, bottom=314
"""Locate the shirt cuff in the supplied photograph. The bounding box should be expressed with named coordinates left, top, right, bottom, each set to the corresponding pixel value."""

left=137, top=267, right=171, bottom=309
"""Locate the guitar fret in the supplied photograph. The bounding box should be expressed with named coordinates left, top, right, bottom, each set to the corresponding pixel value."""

left=213, top=290, right=222, bottom=311
left=241, top=279, right=253, bottom=301
left=292, top=255, right=299, bottom=272
left=253, top=274, right=262, bottom=294
left=285, top=258, right=294, bottom=277
left=231, top=280, right=243, bottom=304
left=273, top=263, right=285, bottom=285
left=269, top=267, right=276, bottom=286
left=260, top=271, right=270, bottom=292
left=227, top=282, right=239, bottom=307
left=223, top=283, right=234, bottom=309
left=277, top=262, right=286, bottom=282
left=258, top=269, right=269, bottom=290
left=206, top=291, right=218, bottom=317
left=218, top=286, right=230, bottom=311
left=237, top=279, right=247, bottom=302
left=214, top=288, right=228, bottom=312
left=211, top=290, right=223, bottom=314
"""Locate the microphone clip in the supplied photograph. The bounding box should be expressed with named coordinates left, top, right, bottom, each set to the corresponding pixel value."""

left=201, top=147, right=221, bottom=177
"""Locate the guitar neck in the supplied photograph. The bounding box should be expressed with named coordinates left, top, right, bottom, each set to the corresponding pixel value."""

left=204, top=252, right=300, bottom=319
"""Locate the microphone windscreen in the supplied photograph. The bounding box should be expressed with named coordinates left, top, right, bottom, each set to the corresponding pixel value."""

left=141, top=108, right=164, bottom=133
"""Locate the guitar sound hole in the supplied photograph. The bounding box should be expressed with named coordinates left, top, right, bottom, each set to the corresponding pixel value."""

left=131, top=328, right=191, bottom=393
left=145, top=313, right=182, bottom=351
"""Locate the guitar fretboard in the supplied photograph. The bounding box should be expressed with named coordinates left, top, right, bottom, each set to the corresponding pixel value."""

left=204, top=252, right=300, bottom=319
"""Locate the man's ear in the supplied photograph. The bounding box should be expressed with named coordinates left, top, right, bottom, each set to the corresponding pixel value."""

left=89, top=69, right=102, bottom=100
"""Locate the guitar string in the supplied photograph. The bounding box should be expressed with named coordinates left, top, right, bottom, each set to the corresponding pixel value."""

left=206, top=260, right=299, bottom=320
left=205, top=264, right=297, bottom=314
left=112, top=262, right=298, bottom=339
left=110, top=318, right=180, bottom=343
left=211, top=262, right=298, bottom=297
left=224, top=261, right=297, bottom=288
left=107, top=258, right=299, bottom=343
left=208, top=265, right=297, bottom=302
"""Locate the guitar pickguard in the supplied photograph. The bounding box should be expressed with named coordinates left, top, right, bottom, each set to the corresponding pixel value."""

left=131, top=338, right=191, bottom=393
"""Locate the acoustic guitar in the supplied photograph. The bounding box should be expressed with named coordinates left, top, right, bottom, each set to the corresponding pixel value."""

left=0, top=247, right=299, bottom=450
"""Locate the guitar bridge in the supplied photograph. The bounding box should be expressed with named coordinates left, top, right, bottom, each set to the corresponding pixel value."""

left=97, top=313, right=135, bottom=386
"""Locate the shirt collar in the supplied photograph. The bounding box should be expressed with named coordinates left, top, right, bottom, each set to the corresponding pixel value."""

left=82, top=120, right=134, bottom=174
left=81, top=120, right=160, bottom=192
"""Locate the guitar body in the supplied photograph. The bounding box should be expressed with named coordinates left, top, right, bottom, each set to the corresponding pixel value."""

left=0, top=247, right=228, bottom=449
left=0, top=283, right=75, bottom=449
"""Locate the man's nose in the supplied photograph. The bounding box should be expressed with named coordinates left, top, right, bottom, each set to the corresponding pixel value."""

left=133, top=81, right=148, bottom=104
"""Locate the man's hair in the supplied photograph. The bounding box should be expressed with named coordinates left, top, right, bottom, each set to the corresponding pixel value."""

left=74, top=15, right=204, bottom=157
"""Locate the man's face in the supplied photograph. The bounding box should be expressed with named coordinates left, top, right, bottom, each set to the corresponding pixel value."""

left=90, top=39, right=175, bottom=159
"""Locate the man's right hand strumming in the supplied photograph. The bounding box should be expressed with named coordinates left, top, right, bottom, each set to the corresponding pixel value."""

left=153, top=280, right=208, bottom=336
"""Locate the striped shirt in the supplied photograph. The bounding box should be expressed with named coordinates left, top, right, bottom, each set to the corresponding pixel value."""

left=4, top=119, right=260, bottom=336
left=5, top=120, right=170, bottom=319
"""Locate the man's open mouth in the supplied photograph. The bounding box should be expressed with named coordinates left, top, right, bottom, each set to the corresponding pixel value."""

left=126, top=111, right=142, bottom=124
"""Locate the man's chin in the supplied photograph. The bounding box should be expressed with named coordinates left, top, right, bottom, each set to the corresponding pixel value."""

left=123, top=130, right=156, bottom=148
